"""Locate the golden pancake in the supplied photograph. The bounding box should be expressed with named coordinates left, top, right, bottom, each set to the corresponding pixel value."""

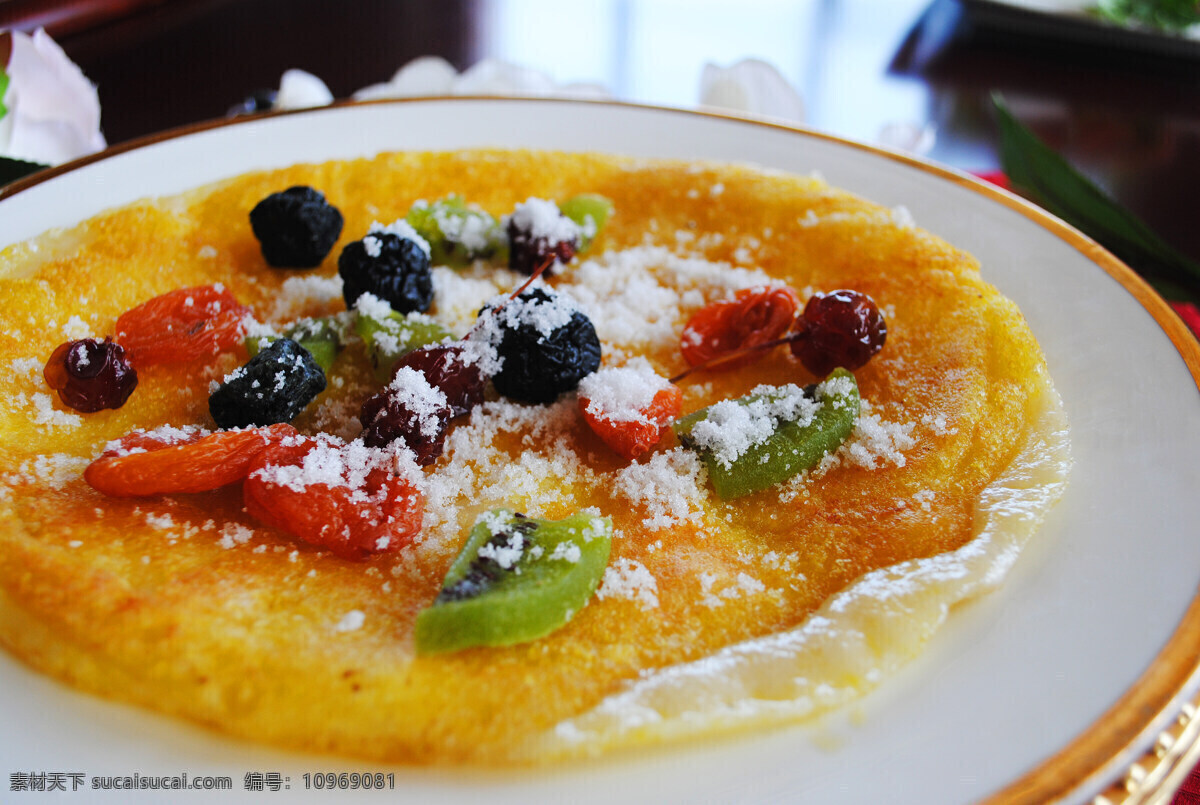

left=0, top=149, right=1069, bottom=763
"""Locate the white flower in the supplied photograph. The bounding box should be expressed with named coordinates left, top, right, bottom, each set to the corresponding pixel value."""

left=698, top=58, right=805, bottom=123
left=352, top=56, right=610, bottom=101
left=0, top=28, right=106, bottom=165
left=875, top=121, right=937, bottom=156
left=272, top=68, right=334, bottom=111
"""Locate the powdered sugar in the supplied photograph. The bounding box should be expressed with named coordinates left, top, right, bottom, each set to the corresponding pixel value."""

left=577, top=358, right=671, bottom=424
left=368, top=218, right=431, bottom=258
left=687, top=385, right=820, bottom=469
left=251, top=435, right=414, bottom=499
left=597, top=557, right=659, bottom=608
left=508, top=197, right=580, bottom=243
left=613, top=449, right=709, bottom=531
left=381, top=367, right=450, bottom=438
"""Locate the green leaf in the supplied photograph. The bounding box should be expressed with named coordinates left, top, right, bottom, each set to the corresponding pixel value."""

left=1095, top=0, right=1200, bottom=31
left=993, top=92, right=1200, bottom=302
left=0, top=156, right=48, bottom=187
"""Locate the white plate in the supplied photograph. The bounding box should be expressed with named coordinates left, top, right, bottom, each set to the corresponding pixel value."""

left=3, top=99, right=1200, bottom=804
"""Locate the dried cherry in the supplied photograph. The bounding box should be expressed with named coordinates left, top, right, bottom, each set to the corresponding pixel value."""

left=115, top=285, right=251, bottom=367
left=84, top=423, right=296, bottom=497
left=392, top=343, right=486, bottom=418
left=359, top=367, right=453, bottom=465
left=789, top=289, right=887, bottom=377
left=43, top=337, right=137, bottom=413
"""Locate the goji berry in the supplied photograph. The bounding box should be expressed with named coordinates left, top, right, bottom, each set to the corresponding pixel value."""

left=242, top=435, right=423, bottom=559
left=84, top=423, right=296, bottom=497
left=114, top=285, right=252, bottom=367
left=680, top=285, right=800, bottom=370
left=579, top=384, right=683, bottom=461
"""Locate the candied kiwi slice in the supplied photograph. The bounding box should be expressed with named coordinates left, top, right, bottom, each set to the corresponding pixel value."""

left=559, top=193, right=613, bottom=252
left=354, top=300, right=453, bottom=383
left=246, top=314, right=348, bottom=372
left=414, top=509, right=613, bottom=655
left=405, top=194, right=504, bottom=267
left=673, top=368, right=860, bottom=499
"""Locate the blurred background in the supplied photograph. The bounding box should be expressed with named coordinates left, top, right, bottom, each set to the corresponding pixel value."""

left=2, top=0, right=1199, bottom=263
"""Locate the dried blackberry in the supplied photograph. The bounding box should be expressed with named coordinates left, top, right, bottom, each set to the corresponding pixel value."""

left=359, top=367, right=453, bottom=465
left=208, top=338, right=326, bottom=428
left=249, top=186, right=344, bottom=268
left=43, top=337, right=137, bottom=413
left=338, top=231, right=433, bottom=314
left=506, top=198, right=580, bottom=276
left=483, top=288, right=601, bottom=404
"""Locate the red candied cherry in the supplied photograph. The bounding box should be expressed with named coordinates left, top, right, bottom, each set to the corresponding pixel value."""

left=360, top=366, right=454, bottom=465
left=392, top=343, right=486, bottom=419
left=789, top=289, right=887, bottom=377
left=43, top=337, right=138, bottom=413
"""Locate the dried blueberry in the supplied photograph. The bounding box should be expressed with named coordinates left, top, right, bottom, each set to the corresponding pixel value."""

left=208, top=338, right=326, bottom=428
left=249, top=186, right=344, bottom=268
left=506, top=198, right=580, bottom=276
left=338, top=230, right=433, bottom=314
left=43, top=337, right=137, bottom=413
left=481, top=287, right=601, bottom=404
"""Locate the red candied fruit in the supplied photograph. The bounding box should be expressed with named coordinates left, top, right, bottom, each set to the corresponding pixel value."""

left=84, top=423, right=297, bottom=497
left=789, top=289, right=887, bottom=377
left=115, top=284, right=251, bottom=367
left=579, top=383, right=683, bottom=461
left=43, top=337, right=138, bottom=413
left=359, top=377, right=453, bottom=466
left=680, top=286, right=801, bottom=371
left=242, top=436, right=424, bottom=559
left=392, top=343, right=486, bottom=419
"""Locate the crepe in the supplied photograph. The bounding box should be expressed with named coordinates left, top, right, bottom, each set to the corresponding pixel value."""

left=0, top=149, right=1070, bottom=763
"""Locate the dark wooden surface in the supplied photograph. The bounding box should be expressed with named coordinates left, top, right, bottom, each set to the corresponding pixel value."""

left=4, top=0, right=1198, bottom=263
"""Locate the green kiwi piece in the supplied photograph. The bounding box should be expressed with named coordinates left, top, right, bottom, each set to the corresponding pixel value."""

left=414, top=509, right=613, bottom=655
left=406, top=194, right=504, bottom=267
left=353, top=305, right=452, bottom=383
left=245, top=314, right=348, bottom=373
left=673, top=368, right=860, bottom=500
left=559, top=193, right=613, bottom=252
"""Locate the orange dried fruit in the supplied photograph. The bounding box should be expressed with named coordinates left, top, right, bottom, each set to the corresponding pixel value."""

left=578, top=365, right=683, bottom=461
left=115, top=284, right=252, bottom=367
left=84, top=423, right=296, bottom=497
left=242, top=435, right=424, bottom=559
left=680, top=285, right=800, bottom=370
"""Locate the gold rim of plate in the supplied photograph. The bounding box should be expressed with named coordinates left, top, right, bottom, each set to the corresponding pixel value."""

left=3, top=96, right=1199, bottom=804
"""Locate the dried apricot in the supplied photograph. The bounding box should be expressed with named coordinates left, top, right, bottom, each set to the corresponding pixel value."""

left=115, top=285, right=252, bottom=367
left=84, top=423, right=296, bottom=497
left=680, top=286, right=800, bottom=370
left=242, top=436, right=423, bottom=559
